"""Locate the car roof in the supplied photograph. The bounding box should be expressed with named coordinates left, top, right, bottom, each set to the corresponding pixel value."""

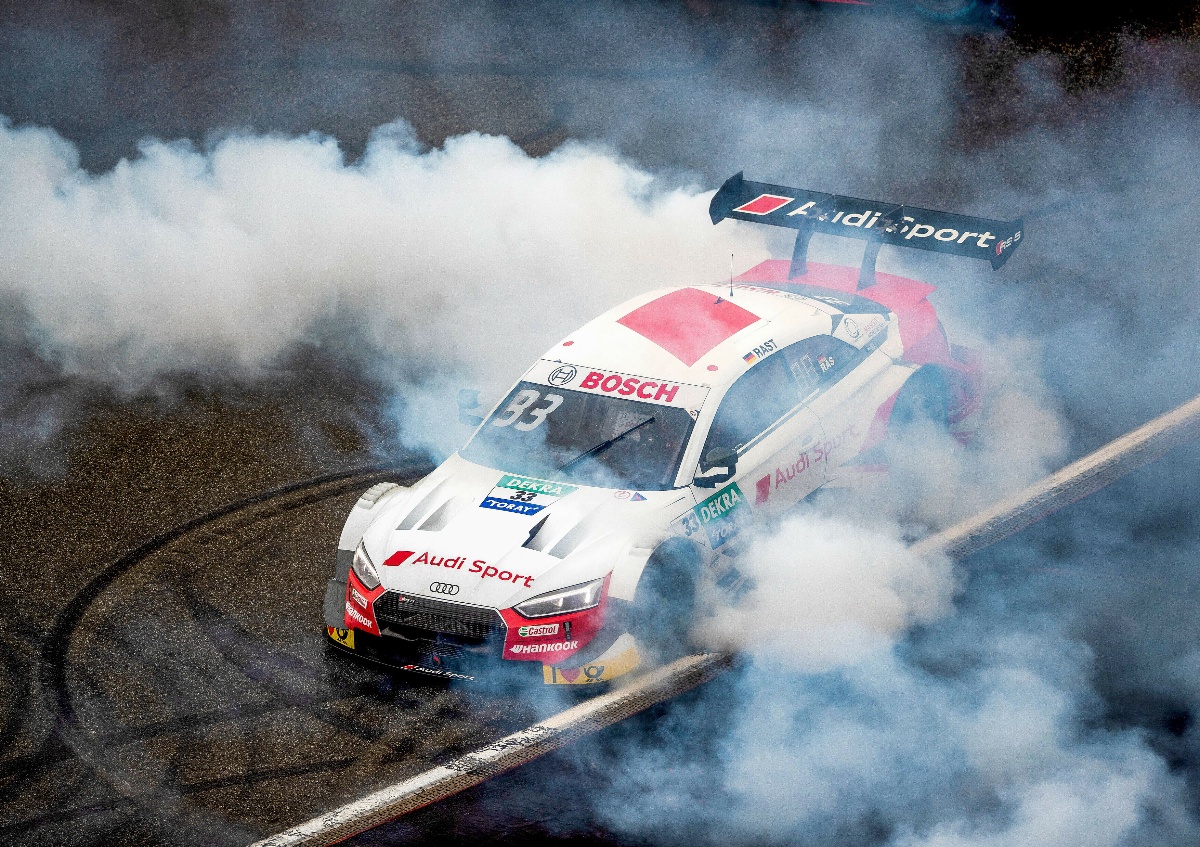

left=536, top=261, right=928, bottom=390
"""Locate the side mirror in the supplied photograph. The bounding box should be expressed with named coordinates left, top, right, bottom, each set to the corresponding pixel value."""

left=458, top=389, right=484, bottom=427
left=694, top=446, right=737, bottom=489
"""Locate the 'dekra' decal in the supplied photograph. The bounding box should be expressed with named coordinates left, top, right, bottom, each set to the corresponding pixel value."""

left=480, top=473, right=577, bottom=517
left=688, top=482, right=749, bottom=549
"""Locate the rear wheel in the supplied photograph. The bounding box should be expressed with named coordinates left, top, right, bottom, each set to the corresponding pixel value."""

left=880, top=366, right=952, bottom=492
left=890, top=368, right=949, bottom=432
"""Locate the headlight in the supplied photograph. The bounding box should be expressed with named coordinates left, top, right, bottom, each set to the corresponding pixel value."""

left=352, top=542, right=381, bottom=590
left=514, top=578, right=604, bottom=619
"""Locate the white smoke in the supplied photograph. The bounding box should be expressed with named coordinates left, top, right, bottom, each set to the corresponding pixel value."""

left=695, top=327, right=1070, bottom=666
left=0, top=105, right=1070, bottom=662
left=581, top=603, right=1197, bottom=847
left=0, top=116, right=771, bottom=456
left=699, top=516, right=958, bottom=669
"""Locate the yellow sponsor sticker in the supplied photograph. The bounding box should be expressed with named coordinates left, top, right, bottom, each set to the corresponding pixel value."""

left=543, top=642, right=640, bottom=685
left=327, top=626, right=355, bottom=649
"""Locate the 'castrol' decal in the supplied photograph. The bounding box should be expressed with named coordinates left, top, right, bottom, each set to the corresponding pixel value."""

left=519, top=623, right=560, bottom=637
left=523, top=360, right=709, bottom=409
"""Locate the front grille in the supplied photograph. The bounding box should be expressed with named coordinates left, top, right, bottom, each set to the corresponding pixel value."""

left=374, top=592, right=504, bottom=642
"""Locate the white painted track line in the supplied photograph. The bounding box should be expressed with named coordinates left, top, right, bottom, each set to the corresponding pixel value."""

left=912, top=392, right=1200, bottom=560
left=249, top=651, right=734, bottom=847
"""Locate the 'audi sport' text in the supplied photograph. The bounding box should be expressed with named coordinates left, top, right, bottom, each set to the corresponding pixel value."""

left=385, top=550, right=535, bottom=587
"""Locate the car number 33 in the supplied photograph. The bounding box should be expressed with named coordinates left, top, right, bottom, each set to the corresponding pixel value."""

left=491, top=389, right=564, bottom=431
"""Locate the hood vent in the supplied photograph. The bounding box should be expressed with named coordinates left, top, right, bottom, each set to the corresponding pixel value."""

left=397, top=478, right=450, bottom=531
left=415, top=494, right=471, bottom=532
left=522, top=514, right=550, bottom=550
left=526, top=499, right=613, bottom=559
left=546, top=518, right=598, bottom=559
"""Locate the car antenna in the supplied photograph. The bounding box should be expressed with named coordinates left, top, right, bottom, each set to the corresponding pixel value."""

left=729, top=253, right=734, bottom=298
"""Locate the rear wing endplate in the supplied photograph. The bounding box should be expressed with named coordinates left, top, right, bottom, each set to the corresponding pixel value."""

left=710, top=172, right=1024, bottom=287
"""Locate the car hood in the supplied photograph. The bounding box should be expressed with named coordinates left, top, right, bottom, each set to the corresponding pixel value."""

left=360, top=453, right=686, bottom=609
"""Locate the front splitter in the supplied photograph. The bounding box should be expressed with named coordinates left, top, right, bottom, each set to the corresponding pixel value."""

left=326, top=626, right=643, bottom=685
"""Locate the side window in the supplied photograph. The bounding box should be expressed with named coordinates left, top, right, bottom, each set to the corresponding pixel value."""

left=703, top=354, right=798, bottom=455
left=780, top=335, right=861, bottom=398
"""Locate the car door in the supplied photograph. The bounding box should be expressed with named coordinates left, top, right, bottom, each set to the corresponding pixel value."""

left=781, top=321, right=901, bottom=475
left=693, top=351, right=826, bottom=534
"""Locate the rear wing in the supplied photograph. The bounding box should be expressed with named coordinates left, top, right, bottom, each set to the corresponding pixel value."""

left=710, top=172, right=1024, bottom=287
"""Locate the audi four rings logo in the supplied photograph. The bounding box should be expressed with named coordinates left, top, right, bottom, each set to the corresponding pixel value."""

left=429, top=582, right=460, bottom=596
left=548, top=365, right=577, bottom=386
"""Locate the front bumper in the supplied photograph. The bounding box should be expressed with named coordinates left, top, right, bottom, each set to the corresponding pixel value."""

left=323, top=561, right=638, bottom=684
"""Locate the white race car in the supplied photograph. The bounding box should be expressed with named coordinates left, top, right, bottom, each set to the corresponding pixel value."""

left=323, top=173, right=1024, bottom=684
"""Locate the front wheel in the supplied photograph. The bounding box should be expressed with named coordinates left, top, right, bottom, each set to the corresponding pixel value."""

left=631, top=539, right=702, bottom=663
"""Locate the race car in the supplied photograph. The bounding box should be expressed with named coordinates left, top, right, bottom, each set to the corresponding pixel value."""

left=323, top=173, right=1024, bottom=684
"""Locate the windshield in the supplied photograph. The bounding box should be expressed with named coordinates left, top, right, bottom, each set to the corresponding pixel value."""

left=462, top=381, right=696, bottom=490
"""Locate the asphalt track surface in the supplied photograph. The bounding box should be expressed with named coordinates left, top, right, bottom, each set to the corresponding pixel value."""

left=4, top=468, right=481, bottom=843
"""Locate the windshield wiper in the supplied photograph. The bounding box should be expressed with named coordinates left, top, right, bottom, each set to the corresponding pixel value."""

left=557, top=416, right=655, bottom=473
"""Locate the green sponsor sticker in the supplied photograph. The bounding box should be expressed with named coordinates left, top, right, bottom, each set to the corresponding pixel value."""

left=497, top=474, right=577, bottom=498
left=693, top=482, right=747, bottom=548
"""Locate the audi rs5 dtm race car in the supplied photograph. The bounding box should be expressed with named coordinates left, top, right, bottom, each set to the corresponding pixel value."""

left=324, top=173, right=1024, bottom=684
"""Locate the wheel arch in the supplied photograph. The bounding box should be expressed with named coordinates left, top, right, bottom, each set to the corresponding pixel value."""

left=634, top=536, right=707, bottom=595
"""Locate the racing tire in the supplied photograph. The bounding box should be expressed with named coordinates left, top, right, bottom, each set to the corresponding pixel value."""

left=890, top=367, right=950, bottom=433
left=631, top=539, right=702, bottom=663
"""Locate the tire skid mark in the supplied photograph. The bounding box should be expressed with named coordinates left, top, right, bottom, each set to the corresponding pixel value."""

left=173, top=583, right=328, bottom=683
left=0, top=735, right=72, bottom=782
left=90, top=689, right=370, bottom=751
left=13, top=588, right=383, bottom=760
left=0, top=688, right=361, bottom=786
left=0, top=797, right=137, bottom=839
left=182, top=756, right=359, bottom=795
left=0, top=637, right=32, bottom=766
left=24, top=463, right=426, bottom=842
left=169, top=583, right=390, bottom=744
left=0, top=756, right=362, bottom=839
